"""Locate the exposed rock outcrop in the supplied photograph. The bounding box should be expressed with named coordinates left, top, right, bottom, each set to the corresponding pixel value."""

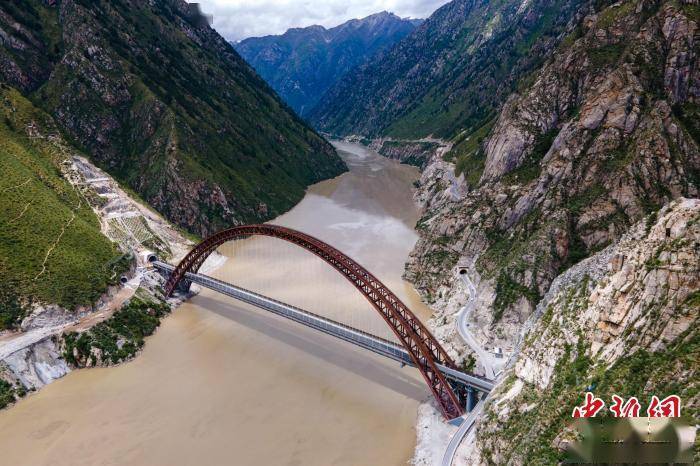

left=407, top=0, right=699, bottom=360
left=2, top=338, right=69, bottom=391
left=370, top=138, right=445, bottom=169
left=463, top=198, right=699, bottom=464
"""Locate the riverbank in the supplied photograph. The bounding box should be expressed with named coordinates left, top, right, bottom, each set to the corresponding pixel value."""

left=0, top=152, right=228, bottom=409
left=0, top=141, right=435, bottom=466
left=344, top=135, right=499, bottom=463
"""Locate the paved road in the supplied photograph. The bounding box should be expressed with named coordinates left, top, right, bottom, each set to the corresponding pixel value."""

left=456, top=273, right=497, bottom=380
left=440, top=270, right=505, bottom=466
left=441, top=401, right=484, bottom=466
left=0, top=274, right=140, bottom=360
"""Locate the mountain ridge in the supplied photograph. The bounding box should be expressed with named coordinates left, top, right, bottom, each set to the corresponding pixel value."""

left=0, top=0, right=346, bottom=238
left=308, top=0, right=589, bottom=139
left=234, top=11, right=421, bottom=116
left=386, top=0, right=699, bottom=461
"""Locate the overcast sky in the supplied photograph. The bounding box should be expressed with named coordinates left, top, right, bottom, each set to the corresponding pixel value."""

left=194, top=0, right=450, bottom=42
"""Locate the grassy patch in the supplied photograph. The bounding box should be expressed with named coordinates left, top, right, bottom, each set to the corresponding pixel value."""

left=0, top=87, right=129, bottom=315
left=596, top=0, right=637, bottom=29
left=672, top=102, right=700, bottom=146
left=567, top=183, right=606, bottom=215
left=0, top=379, right=18, bottom=410
left=493, top=270, right=541, bottom=322
left=503, top=128, right=559, bottom=184
left=603, top=144, right=634, bottom=172
left=446, top=118, right=496, bottom=185
left=588, top=43, right=626, bottom=69
left=684, top=290, right=700, bottom=309
left=680, top=3, right=700, bottom=21
left=62, top=297, right=170, bottom=367
left=423, top=248, right=460, bottom=270
left=0, top=288, right=26, bottom=331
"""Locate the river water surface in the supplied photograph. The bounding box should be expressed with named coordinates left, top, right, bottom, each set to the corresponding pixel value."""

left=0, top=142, right=432, bottom=465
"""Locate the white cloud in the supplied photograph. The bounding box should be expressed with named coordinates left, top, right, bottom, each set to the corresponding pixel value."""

left=192, top=0, right=450, bottom=41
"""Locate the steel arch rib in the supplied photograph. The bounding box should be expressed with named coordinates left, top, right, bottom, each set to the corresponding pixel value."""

left=163, top=224, right=464, bottom=419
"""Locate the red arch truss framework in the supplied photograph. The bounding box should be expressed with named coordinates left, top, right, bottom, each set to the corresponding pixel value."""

left=163, top=224, right=464, bottom=419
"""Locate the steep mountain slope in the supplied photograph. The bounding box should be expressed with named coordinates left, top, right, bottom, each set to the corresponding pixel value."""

left=0, top=78, right=211, bottom=408
left=0, top=85, right=127, bottom=329
left=380, top=1, right=698, bottom=460
left=406, top=0, right=699, bottom=359
left=0, top=0, right=346, bottom=237
left=467, top=198, right=699, bottom=464
left=308, top=0, right=590, bottom=138
left=234, top=12, right=421, bottom=116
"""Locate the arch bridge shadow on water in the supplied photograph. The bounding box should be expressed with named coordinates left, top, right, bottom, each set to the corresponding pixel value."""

left=194, top=294, right=429, bottom=402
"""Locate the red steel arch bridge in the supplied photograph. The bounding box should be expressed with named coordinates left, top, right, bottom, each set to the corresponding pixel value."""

left=155, top=224, right=492, bottom=420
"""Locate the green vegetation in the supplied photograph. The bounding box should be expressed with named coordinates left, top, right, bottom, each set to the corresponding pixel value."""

left=477, top=208, right=552, bottom=321
left=596, top=0, right=637, bottom=28
left=310, top=0, right=582, bottom=140
left=672, top=102, right=700, bottom=146
left=602, top=144, right=635, bottom=172
left=377, top=140, right=439, bottom=167
left=62, top=296, right=170, bottom=367
left=481, top=274, right=700, bottom=464
left=423, top=248, right=460, bottom=269
left=493, top=271, right=541, bottom=322
left=588, top=42, right=626, bottom=69
left=565, top=219, right=590, bottom=268
left=685, top=290, right=700, bottom=309
left=503, top=128, right=559, bottom=184
left=0, top=288, right=26, bottom=331
left=593, top=327, right=699, bottom=423
left=680, top=2, right=700, bottom=21
left=461, top=354, right=476, bottom=373
left=566, top=183, right=605, bottom=215
left=234, top=12, right=418, bottom=116
left=445, top=118, right=496, bottom=185
left=0, top=0, right=345, bottom=236
left=0, top=379, right=19, bottom=409
left=0, top=87, right=128, bottom=320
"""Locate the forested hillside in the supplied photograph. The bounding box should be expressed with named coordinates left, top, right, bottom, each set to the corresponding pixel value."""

left=0, top=0, right=346, bottom=237
left=0, top=86, right=127, bottom=329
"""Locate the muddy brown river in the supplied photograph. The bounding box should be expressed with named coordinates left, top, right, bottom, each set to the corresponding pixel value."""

left=0, top=142, right=432, bottom=465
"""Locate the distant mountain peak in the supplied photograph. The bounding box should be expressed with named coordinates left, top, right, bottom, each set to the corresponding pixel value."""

left=234, top=12, right=421, bottom=116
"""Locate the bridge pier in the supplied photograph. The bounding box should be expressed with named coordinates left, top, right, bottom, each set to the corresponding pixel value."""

left=466, top=386, right=478, bottom=412
left=153, top=262, right=192, bottom=295
left=176, top=279, right=193, bottom=294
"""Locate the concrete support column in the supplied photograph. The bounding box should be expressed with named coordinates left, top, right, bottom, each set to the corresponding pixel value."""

left=466, top=387, right=478, bottom=412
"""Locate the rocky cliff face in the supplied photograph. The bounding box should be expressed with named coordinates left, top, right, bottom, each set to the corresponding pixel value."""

left=0, top=0, right=345, bottom=237
left=407, top=0, right=699, bottom=360
left=366, top=138, right=446, bottom=169
left=462, top=198, right=699, bottom=464
left=234, top=12, right=420, bottom=116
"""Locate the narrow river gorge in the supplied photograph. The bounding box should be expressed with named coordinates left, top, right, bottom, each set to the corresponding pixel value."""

left=0, top=142, right=434, bottom=466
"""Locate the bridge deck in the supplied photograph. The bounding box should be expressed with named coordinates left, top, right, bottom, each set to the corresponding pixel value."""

left=153, top=261, right=493, bottom=394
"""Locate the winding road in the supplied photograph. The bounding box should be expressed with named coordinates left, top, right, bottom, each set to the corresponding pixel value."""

left=456, top=273, right=497, bottom=380
left=441, top=270, right=503, bottom=465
